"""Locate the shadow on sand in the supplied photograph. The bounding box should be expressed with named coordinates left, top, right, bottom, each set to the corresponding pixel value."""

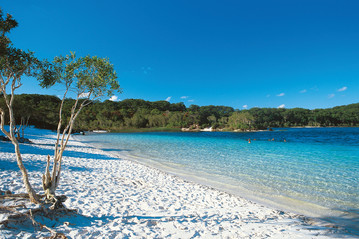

left=0, top=140, right=121, bottom=162
left=313, top=209, right=359, bottom=237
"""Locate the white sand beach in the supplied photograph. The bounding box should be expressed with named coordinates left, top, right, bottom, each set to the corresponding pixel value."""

left=0, top=128, right=353, bottom=238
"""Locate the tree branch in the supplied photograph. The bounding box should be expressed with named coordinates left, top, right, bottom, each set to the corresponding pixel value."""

left=0, top=108, right=10, bottom=138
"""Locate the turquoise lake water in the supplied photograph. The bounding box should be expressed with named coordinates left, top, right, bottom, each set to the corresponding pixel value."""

left=76, top=127, right=359, bottom=231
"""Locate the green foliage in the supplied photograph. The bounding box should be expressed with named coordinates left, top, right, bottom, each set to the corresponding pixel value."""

left=2, top=94, right=359, bottom=132
left=0, top=8, right=53, bottom=129
left=227, top=111, right=254, bottom=130
left=41, top=53, right=120, bottom=100
left=0, top=9, right=53, bottom=89
left=77, top=55, right=120, bottom=98
left=197, top=105, right=234, bottom=127
left=0, top=9, right=18, bottom=56
left=0, top=8, right=53, bottom=203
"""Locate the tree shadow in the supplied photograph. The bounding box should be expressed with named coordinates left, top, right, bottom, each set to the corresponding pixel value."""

left=0, top=141, right=15, bottom=153
left=312, top=209, right=359, bottom=237
left=66, top=165, right=91, bottom=172
left=0, top=208, right=96, bottom=234
left=0, top=157, right=93, bottom=176
left=0, top=141, right=122, bottom=162
left=0, top=159, right=17, bottom=171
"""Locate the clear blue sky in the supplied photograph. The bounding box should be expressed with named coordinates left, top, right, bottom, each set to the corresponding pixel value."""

left=2, top=0, right=359, bottom=109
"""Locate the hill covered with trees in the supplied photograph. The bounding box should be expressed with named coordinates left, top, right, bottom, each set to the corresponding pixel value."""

left=1, top=94, right=359, bottom=132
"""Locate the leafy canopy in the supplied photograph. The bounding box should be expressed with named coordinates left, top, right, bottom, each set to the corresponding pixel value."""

left=0, top=9, right=53, bottom=88
left=41, top=52, right=120, bottom=100
left=0, top=9, right=17, bottom=55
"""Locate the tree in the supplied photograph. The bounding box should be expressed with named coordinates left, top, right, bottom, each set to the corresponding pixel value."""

left=169, top=102, right=186, bottom=112
left=40, top=52, right=120, bottom=207
left=12, top=95, right=35, bottom=139
left=0, top=9, right=51, bottom=203
left=207, top=115, right=217, bottom=127
left=227, top=111, right=254, bottom=130
left=151, top=100, right=171, bottom=111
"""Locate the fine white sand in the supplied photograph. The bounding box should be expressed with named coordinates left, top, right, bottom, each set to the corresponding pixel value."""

left=0, top=128, right=353, bottom=238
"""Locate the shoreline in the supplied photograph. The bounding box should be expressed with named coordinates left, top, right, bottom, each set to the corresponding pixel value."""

left=86, top=126, right=359, bottom=135
left=82, top=137, right=359, bottom=236
left=0, top=128, right=355, bottom=238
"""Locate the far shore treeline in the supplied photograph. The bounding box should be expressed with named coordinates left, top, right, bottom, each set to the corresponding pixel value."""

left=1, top=94, right=359, bottom=132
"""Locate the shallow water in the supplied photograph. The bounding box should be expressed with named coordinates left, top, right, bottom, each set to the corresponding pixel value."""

left=76, top=127, right=359, bottom=230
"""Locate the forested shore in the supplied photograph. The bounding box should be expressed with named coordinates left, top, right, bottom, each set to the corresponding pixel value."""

left=1, top=94, right=358, bottom=132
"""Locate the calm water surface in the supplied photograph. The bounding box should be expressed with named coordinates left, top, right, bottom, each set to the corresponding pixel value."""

left=76, top=127, right=359, bottom=230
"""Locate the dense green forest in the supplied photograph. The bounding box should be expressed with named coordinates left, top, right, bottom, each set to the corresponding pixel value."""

left=1, top=94, right=359, bottom=132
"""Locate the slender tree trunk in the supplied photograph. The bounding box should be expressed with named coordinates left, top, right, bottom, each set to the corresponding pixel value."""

left=9, top=106, right=40, bottom=203
left=0, top=109, right=39, bottom=204
left=42, top=88, right=68, bottom=202
left=0, top=79, right=40, bottom=204
left=13, top=141, right=39, bottom=203
left=42, top=90, right=86, bottom=208
left=20, top=116, right=29, bottom=138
